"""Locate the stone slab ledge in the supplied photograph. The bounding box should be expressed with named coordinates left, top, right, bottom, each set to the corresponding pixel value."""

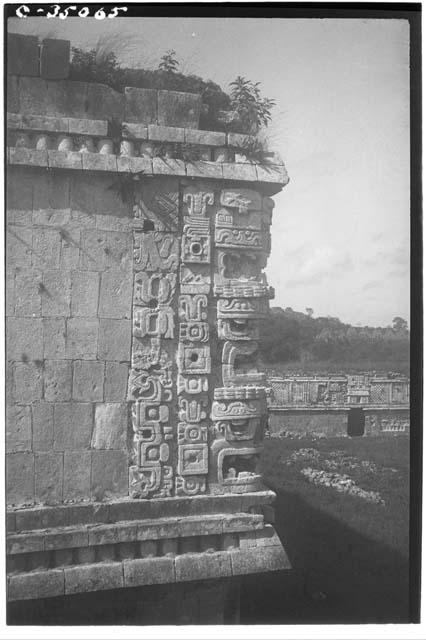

left=7, top=527, right=290, bottom=601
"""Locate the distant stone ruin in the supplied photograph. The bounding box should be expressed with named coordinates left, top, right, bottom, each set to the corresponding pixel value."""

left=268, top=374, right=410, bottom=437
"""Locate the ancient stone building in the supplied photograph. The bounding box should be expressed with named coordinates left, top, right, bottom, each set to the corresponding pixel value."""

left=6, top=35, right=290, bottom=622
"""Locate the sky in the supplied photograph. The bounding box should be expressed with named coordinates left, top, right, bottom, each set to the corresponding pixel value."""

left=9, top=16, right=410, bottom=327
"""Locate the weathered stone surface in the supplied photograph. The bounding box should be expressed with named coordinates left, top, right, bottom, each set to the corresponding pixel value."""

left=13, top=362, right=43, bottom=403
left=9, top=147, right=49, bottom=167
left=73, top=361, right=104, bottom=402
left=175, top=552, right=232, bottom=582
left=35, top=452, right=63, bottom=505
left=91, top=450, right=128, bottom=500
left=7, top=227, right=32, bottom=267
left=65, top=562, right=123, bottom=595
left=68, top=117, right=108, bottom=136
left=60, top=228, right=80, bottom=270
left=124, top=87, right=157, bottom=123
left=122, top=122, right=148, bottom=139
left=43, top=318, right=66, bottom=359
left=40, top=38, right=70, bottom=80
left=185, top=129, right=226, bottom=146
left=5, top=269, right=15, bottom=316
left=158, top=91, right=201, bottom=128
left=98, top=271, right=133, bottom=319
left=92, top=403, right=128, bottom=450
left=14, top=268, right=42, bottom=316
left=80, top=230, right=132, bottom=272
left=98, top=319, right=131, bottom=361
left=129, top=156, right=153, bottom=175
left=152, top=157, right=186, bottom=176
left=230, top=545, right=291, bottom=575
left=47, top=150, right=83, bottom=171
left=7, top=167, right=33, bottom=215
left=8, top=569, right=65, bottom=601
left=82, top=153, right=118, bottom=173
left=32, top=170, right=70, bottom=216
left=148, top=124, right=185, bottom=143
left=124, top=557, right=175, bottom=587
left=85, top=82, right=125, bottom=121
left=227, top=132, right=256, bottom=149
left=104, top=362, right=129, bottom=401
left=70, top=271, right=99, bottom=317
left=63, top=450, right=91, bottom=502
left=32, top=228, right=61, bottom=269
left=8, top=34, right=39, bottom=77
left=65, top=318, right=98, bottom=360
left=32, top=402, right=54, bottom=451
left=44, top=360, right=72, bottom=402
left=222, top=162, right=258, bottom=182
left=186, top=161, right=223, bottom=179
left=6, top=405, right=32, bottom=453
left=41, top=271, right=71, bottom=317
left=255, top=163, right=289, bottom=185
left=6, top=452, right=35, bottom=506
left=54, top=403, right=93, bottom=451
left=7, top=75, right=20, bottom=112
left=7, top=532, right=45, bottom=555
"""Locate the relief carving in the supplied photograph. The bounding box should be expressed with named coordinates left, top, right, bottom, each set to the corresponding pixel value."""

left=220, top=189, right=262, bottom=213
left=179, top=321, right=209, bottom=343
left=217, top=317, right=260, bottom=341
left=183, top=187, right=214, bottom=217
left=175, top=475, right=207, bottom=496
left=215, top=227, right=264, bottom=251
left=217, top=298, right=268, bottom=319
left=134, top=232, right=179, bottom=272
left=177, top=443, right=209, bottom=476
left=178, top=422, right=208, bottom=444
left=177, top=374, right=209, bottom=395
left=181, top=217, right=211, bottom=264
left=178, top=344, right=211, bottom=374
left=178, top=397, right=208, bottom=422
left=133, top=306, right=175, bottom=339
left=180, top=265, right=211, bottom=294
left=133, top=272, right=177, bottom=306
left=179, top=294, right=208, bottom=321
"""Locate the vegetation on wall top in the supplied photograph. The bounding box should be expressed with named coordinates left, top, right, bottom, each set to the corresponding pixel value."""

left=69, top=47, right=275, bottom=135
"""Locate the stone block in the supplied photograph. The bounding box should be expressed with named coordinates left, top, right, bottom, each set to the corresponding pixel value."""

left=44, top=360, right=72, bottom=402
left=95, top=214, right=132, bottom=233
left=98, top=271, right=132, bottom=319
left=9, top=147, right=48, bottom=167
left=5, top=269, right=15, bottom=316
left=6, top=512, right=16, bottom=533
left=222, top=513, right=264, bottom=533
left=41, top=270, right=71, bottom=317
left=148, top=124, right=185, bottom=143
left=230, top=545, right=291, bottom=576
left=255, top=525, right=282, bottom=547
left=13, top=362, right=43, bottom=403
left=73, top=361, right=104, bottom=402
left=129, top=156, right=153, bottom=175
left=7, top=75, right=20, bottom=112
left=32, top=402, right=54, bottom=451
left=9, top=569, right=65, bottom=602
left=98, top=319, right=131, bottom=361
left=186, top=161, right=223, bottom=179
left=91, top=403, right=128, bottom=450
left=6, top=405, right=32, bottom=453
left=157, top=91, right=201, bottom=128
left=227, top=133, right=256, bottom=149
left=70, top=173, right=130, bottom=220
left=85, top=83, right=125, bottom=121
left=70, top=271, right=99, bottom=317
left=40, top=38, right=70, bottom=80
left=6, top=452, right=35, bottom=506
left=47, top=150, right=83, bottom=171
left=104, top=362, right=129, bottom=401
left=63, top=450, right=91, bottom=502
left=91, top=450, right=128, bottom=500
left=124, top=87, right=157, bottom=123
left=8, top=34, right=39, bottom=77
left=123, top=557, right=175, bottom=587
left=21, top=114, right=69, bottom=133
left=255, top=163, right=289, bottom=185
left=54, top=548, right=74, bottom=566
left=35, top=452, right=63, bottom=505
left=82, top=153, right=118, bottom=173
left=80, top=230, right=132, bottom=272
left=239, top=531, right=257, bottom=549
left=60, top=228, right=80, bottom=270
left=54, top=403, right=93, bottom=451
left=47, top=79, right=88, bottom=118
left=65, top=562, right=123, bottom=595
left=222, top=162, right=258, bottom=182
left=152, top=157, right=186, bottom=176
left=7, top=167, right=33, bottom=214
left=7, top=226, right=32, bottom=267
left=7, top=532, right=44, bottom=555
left=43, top=318, right=66, bottom=359
left=185, top=129, right=226, bottom=146
left=68, top=117, right=108, bottom=136
left=65, top=318, right=98, bottom=360
left=32, top=228, right=61, bottom=269
left=122, top=122, right=148, bottom=139
left=175, top=552, right=232, bottom=582
left=14, top=268, right=42, bottom=316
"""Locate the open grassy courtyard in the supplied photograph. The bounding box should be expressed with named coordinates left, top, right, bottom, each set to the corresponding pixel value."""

left=240, top=433, right=410, bottom=624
